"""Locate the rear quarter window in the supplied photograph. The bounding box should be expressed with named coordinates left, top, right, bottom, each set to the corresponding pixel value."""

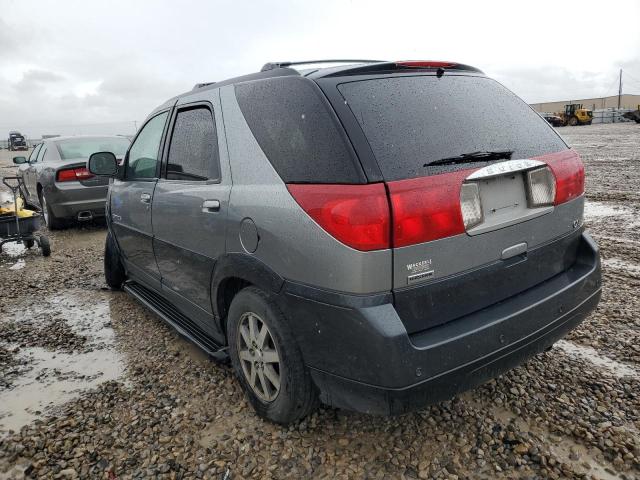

left=234, top=76, right=364, bottom=183
left=337, top=75, right=568, bottom=181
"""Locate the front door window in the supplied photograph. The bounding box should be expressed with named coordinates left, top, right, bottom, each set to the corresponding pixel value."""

left=126, top=112, right=168, bottom=180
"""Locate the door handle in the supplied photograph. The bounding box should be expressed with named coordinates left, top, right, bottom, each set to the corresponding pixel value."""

left=140, top=193, right=151, bottom=204
left=202, top=199, right=220, bottom=213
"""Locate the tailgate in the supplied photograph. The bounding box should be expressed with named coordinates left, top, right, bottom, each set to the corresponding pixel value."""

left=328, top=72, right=586, bottom=333
left=388, top=153, right=585, bottom=333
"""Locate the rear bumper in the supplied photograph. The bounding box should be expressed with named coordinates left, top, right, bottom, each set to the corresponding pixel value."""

left=44, top=183, right=108, bottom=219
left=279, top=232, right=601, bottom=415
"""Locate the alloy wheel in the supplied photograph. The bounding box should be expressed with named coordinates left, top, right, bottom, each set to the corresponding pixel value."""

left=237, top=312, right=281, bottom=402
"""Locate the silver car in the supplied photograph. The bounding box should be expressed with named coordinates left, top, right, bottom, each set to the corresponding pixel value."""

left=13, top=135, right=130, bottom=229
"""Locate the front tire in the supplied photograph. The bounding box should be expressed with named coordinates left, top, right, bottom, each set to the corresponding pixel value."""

left=228, top=287, right=318, bottom=424
left=104, top=231, right=126, bottom=289
left=38, top=190, right=66, bottom=230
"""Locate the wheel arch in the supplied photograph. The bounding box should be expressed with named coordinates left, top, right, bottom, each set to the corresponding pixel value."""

left=211, top=253, right=285, bottom=336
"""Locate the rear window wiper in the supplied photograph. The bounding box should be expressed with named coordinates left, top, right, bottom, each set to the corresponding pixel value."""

left=426, top=150, right=513, bottom=167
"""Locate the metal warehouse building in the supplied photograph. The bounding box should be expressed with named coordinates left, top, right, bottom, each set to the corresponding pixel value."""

left=531, top=94, right=640, bottom=113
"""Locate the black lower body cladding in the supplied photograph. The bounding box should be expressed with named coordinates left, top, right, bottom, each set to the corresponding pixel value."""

left=277, top=232, right=601, bottom=415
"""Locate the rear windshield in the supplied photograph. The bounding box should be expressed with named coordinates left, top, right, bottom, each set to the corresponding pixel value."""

left=235, top=76, right=363, bottom=183
left=56, top=137, right=130, bottom=160
left=338, top=75, right=567, bottom=181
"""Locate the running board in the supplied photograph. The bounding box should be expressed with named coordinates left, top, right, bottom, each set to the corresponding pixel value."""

left=124, top=281, right=229, bottom=361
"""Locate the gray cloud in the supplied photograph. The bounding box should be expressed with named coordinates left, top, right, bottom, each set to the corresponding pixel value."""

left=0, top=18, right=27, bottom=57
left=0, top=0, right=638, bottom=139
left=14, top=69, right=65, bottom=90
left=491, top=66, right=623, bottom=104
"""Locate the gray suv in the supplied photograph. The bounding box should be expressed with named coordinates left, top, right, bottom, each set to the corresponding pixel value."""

left=89, top=60, right=601, bottom=424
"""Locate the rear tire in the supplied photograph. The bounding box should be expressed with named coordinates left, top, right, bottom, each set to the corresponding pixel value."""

left=104, top=231, right=126, bottom=289
left=228, top=286, right=318, bottom=424
left=38, top=190, right=66, bottom=230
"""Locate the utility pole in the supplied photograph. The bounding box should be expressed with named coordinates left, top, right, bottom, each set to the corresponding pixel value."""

left=618, top=68, right=622, bottom=109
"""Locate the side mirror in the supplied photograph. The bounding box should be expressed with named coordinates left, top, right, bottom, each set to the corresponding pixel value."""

left=88, top=151, right=118, bottom=176
left=13, top=156, right=27, bottom=165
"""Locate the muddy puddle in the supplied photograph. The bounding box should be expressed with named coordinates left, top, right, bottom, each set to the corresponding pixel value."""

left=554, top=340, right=638, bottom=379
left=0, top=241, right=29, bottom=272
left=584, top=201, right=633, bottom=219
left=603, top=257, right=640, bottom=276
left=0, top=289, right=125, bottom=432
left=0, top=241, right=25, bottom=258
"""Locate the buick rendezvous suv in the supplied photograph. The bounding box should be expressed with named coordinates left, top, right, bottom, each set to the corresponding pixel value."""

left=88, top=60, right=601, bottom=424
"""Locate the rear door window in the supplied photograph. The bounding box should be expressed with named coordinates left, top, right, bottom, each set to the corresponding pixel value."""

left=166, top=106, right=220, bottom=181
left=337, top=75, right=567, bottom=181
left=235, top=76, right=364, bottom=183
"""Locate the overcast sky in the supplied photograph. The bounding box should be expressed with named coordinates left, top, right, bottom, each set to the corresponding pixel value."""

left=2, top=0, right=640, bottom=138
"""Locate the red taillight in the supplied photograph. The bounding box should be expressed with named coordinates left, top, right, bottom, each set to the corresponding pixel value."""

left=395, top=60, right=456, bottom=68
left=387, top=170, right=474, bottom=247
left=538, top=150, right=585, bottom=205
left=56, top=169, right=77, bottom=182
left=287, top=183, right=390, bottom=251
left=288, top=152, right=582, bottom=251
left=56, top=167, right=94, bottom=182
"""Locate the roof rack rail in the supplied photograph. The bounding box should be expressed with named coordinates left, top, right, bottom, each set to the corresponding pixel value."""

left=261, top=59, right=385, bottom=72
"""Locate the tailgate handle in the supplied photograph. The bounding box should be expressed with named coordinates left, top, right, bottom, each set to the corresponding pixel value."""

left=501, top=242, right=527, bottom=260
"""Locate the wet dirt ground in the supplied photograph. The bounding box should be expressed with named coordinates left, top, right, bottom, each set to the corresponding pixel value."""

left=0, top=123, right=639, bottom=479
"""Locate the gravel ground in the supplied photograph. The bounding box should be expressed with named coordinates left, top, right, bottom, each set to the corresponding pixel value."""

left=0, top=123, right=639, bottom=479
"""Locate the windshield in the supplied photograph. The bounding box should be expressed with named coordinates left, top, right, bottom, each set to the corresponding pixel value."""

left=338, top=75, right=567, bottom=180
left=56, top=137, right=130, bottom=160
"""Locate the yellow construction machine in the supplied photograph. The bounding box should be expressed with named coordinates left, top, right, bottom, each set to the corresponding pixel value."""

left=558, top=104, right=593, bottom=126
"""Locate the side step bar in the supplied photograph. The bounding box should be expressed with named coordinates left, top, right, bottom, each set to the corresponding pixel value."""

left=124, top=281, right=229, bottom=361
